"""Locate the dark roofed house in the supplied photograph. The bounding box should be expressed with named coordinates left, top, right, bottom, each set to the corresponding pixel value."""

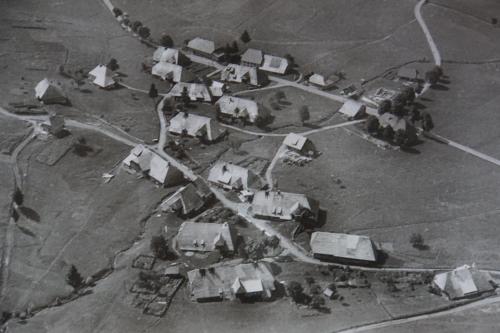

left=310, top=232, right=378, bottom=265
left=35, top=79, right=67, bottom=105
left=241, top=48, right=263, bottom=67
left=283, top=133, right=316, bottom=156
left=187, top=262, right=276, bottom=302
left=397, top=67, right=419, bottom=82
left=168, top=112, right=225, bottom=142
left=160, top=181, right=213, bottom=217
left=176, top=221, right=235, bottom=253
left=432, top=265, right=497, bottom=300
left=251, top=190, right=319, bottom=222
left=208, top=161, right=257, bottom=191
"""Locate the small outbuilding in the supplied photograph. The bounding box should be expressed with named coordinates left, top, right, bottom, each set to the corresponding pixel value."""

left=308, top=74, right=336, bottom=89
left=34, top=79, right=67, bottom=105
left=310, top=232, right=378, bottom=265
left=397, top=67, right=419, bottom=82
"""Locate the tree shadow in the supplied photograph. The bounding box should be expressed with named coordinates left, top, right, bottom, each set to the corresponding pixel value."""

left=400, top=146, right=421, bottom=154
left=439, top=78, right=450, bottom=85
left=269, top=262, right=283, bottom=276
left=79, top=89, right=93, bottom=94
left=431, top=84, right=449, bottom=91
left=413, top=244, right=430, bottom=251
left=18, top=206, right=41, bottom=222
left=419, top=97, right=433, bottom=102
left=412, top=102, right=426, bottom=110
left=303, top=123, right=321, bottom=129
left=16, top=224, right=36, bottom=238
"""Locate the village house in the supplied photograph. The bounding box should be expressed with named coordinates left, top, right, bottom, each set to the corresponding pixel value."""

left=152, top=62, right=195, bottom=83
left=220, top=64, right=269, bottom=87
left=432, top=265, right=496, bottom=300
left=187, top=262, right=276, bottom=302
left=123, top=145, right=184, bottom=187
left=241, top=48, right=264, bottom=67
left=88, top=64, right=116, bottom=89
left=208, top=161, right=257, bottom=191
left=251, top=190, right=319, bottom=222
left=338, top=99, right=366, bottom=119
left=169, top=82, right=212, bottom=103
left=310, top=232, right=378, bottom=265
left=152, top=47, right=190, bottom=66
left=283, top=133, right=316, bottom=156
left=176, top=221, right=235, bottom=254
left=397, top=67, right=419, bottom=82
left=160, top=179, right=213, bottom=217
left=208, top=80, right=226, bottom=98
left=216, top=95, right=267, bottom=124
left=186, top=37, right=215, bottom=58
left=308, top=73, right=336, bottom=90
left=168, top=112, right=226, bottom=142
left=34, top=78, right=67, bottom=104
left=259, top=54, right=289, bottom=75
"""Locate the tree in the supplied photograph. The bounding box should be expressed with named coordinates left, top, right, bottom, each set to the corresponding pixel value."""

left=378, top=99, right=391, bottom=115
left=298, top=105, right=310, bottom=125
left=66, top=265, right=84, bottom=289
left=240, top=30, right=251, bottom=43
left=382, top=126, right=395, bottom=141
left=180, top=86, right=190, bottom=106
left=232, top=41, right=239, bottom=53
left=392, top=100, right=405, bottom=117
left=410, top=233, right=425, bottom=249
left=138, top=26, right=150, bottom=39
left=131, top=20, right=143, bottom=32
left=421, top=112, right=434, bottom=132
left=160, top=34, right=174, bottom=47
left=365, top=115, right=379, bottom=134
left=150, top=235, right=169, bottom=260
left=112, top=7, right=123, bottom=17
left=492, top=17, right=498, bottom=25
left=310, top=295, right=326, bottom=309
left=148, top=83, right=158, bottom=99
left=287, top=281, right=305, bottom=303
left=424, top=69, right=440, bottom=85
left=394, top=129, right=408, bottom=146
left=107, top=58, right=119, bottom=71
left=409, top=106, right=421, bottom=123
left=122, top=18, right=130, bottom=27
left=13, top=187, right=23, bottom=206
left=401, top=87, right=415, bottom=105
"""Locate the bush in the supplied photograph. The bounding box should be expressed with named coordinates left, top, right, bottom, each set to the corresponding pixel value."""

left=138, top=26, right=150, bottom=39
left=240, top=30, right=251, bottom=43
left=112, top=7, right=123, bottom=17
left=160, top=34, right=174, bottom=47
left=66, top=265, right=84, bottom=289
left=131, top=20, right=143, bottom=32
left=410, top=233, right=425, bottom=249
left=107, top=58, right=119, bottom=71
left=310, top=295, right=325, bottom=309
left=298, top=105, right=310, bottom=124
left=150, top=235, right=169, bottom=260
left=365, top=115, right=379, bottom=134
left=287, top=281, right=305, bottom=303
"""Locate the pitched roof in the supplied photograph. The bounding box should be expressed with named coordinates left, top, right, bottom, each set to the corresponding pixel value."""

left=241, top=48, right=263, bottom=65
left=123, top=144, right=153, bottom=171
left=168, top=112, right=224, bottom=141
left=187, top=37, right=215, bottom=54
left=310, top=232, right=377, bottom=262
left=216, top=95, right=261, bottom=122
left=283, top=133, right=308, bottom=151
left=397, top=67, right=418, bottom=80
left=309, top=74, right=334, bottom=87
left=251, top=190, right=319, bottom=221
left=220, top=64, right=267, bottom=86
left=169, top=83, right=212, bottom=102
left=177, top=222, right=235, bottom=252
left=208, top=161, right=254, bottom=190
left=260, top=55, right=289, bottom=74
left=433, top=265, right=495, bottom=300
left=338, top=99, right=366, bottom=117
left=209, top=81, right=225, bottom=97
left=160, top=183, right=207, bottom=215
left=153, top=47, right=188, bottom=64
left=34, top=79, right=66, bottom=103
left=152, top=62, right=183, bottom=82
left=89, top=65, right=115, bottom=88
left=187, top=262, right=276, bottom=301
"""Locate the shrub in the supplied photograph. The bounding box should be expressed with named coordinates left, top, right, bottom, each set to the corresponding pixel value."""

left=66, top=265, right=84, bottom=289
left=150, top=235, right=168, bottom=260
left=112, top=7, right=123, bottom=17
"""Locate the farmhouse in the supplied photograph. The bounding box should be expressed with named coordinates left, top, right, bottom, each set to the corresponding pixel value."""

left=308, top=73, right=335, bottom=89
left=216, top=95, right=267, bottom=123
left=283, top=133, right=316, bottom=156
left=123, top=145, right=184, bottom=186
left=152, top=62, right=195, bottom=82
left=208, top=161, right=256, bottom=190
left=310, top=232, right=378, bottom=264
left=153, top=47, right=190, bottom=65
left=176, top=221, right=235, bottom=253
left=34, top=79, right=67, bottom=104
left=251, top=190, right=319, bottom=222
left=338, top=99, right=366, bottom=119
left=187, top=37, right=215, bottom=57
left=88, top=64, right=115, bottom=88
left=397, top=67, right=419, bottom=82
left=259, top=54, right=289, bottom=75
left=161, top=180, right=212, bottom=216
left=220, top=64, right=268, bottom=87
left=432, top=265, right=496, bottom=300
left=168, top=112, right=225, bottom=142
left=169, top=83, right=212, bottom=103
left=209, top=80, right=226, bottom=97
left=187, top=262, right=276, bottom=302
left=241, top=48, right=263, bottom=67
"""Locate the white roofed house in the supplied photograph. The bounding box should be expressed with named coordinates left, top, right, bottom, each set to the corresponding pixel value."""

left=169, top=83, right=212, bottom=103
left=216, top=95, right=268, bottom=124
left=241, top=48, right=263, bottom=67
left=259, top=55, right=289, bottom=75
left=168, top=112, right=226, bottom=143
left=152, top=62, right=195, bottom=83
left=220, top=64, right=269, bottom=87
left=209, top=81, right=226, bottom=98
left=308, top=74, right=336, bottom=90
left=34, top=79, right=68, bottom=105
left=338, top=99, right=366, bottom=119
left=432, top=265, right=496, bottom=300
left=251, top=190, right=319, bottom=222
left=310, top=232, right=378, bottom=265
left=88, top=65, right=116, bottom=89
left=176, top=222, right=235, bottom=254
left=283, top=133, right=316, bottom=156
left=187, top=37, right=215, bottom=57
left=208, top=161, right=257, bottom=191
left=152, top=47, right=190, bottom=66
left=160, top=180, right=213, bottom=217
left=187, top=262, right=276, bottom=302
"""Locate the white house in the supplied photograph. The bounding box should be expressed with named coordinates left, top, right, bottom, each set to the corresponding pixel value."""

left=176, top=221, right=235, bottom=253
left=153, top=47, right=190, bottom=65
left=34, top=79, right=67, bottom=104
left=168, top=112, right=225, bottom=142
left=152, top=62, right=194, bottom=82
left=216, top=95, right=267, bottom=123
left=88, top=65, right=115, bottom=88
left=251, top=190, right=319, bottom=222
left=338, top=99, right=366, bottom=119
left=208, top=161, right=256, bottom=190
left=432, top=265, right=496, bottom=300
left=169, top=83, right=212, bottom=103
left=220, top=64, right=268, bottom=87
left=187, top=37, right=215, bottom=57
left=283, top=133, right=316, bottom=156
left=259, top=55, right=289, bottom=75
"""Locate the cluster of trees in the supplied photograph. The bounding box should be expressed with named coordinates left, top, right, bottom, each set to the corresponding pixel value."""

left=150, top=235, right=169, bottom=260
left=424, top=65, right=443, bottom=85
left=66, top=265, right=84, bottom=289
left=287, top=277, right=327, bottom=310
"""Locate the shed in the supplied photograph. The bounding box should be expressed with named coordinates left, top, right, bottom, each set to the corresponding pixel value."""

left=88, top=65, right=115, bottom=88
